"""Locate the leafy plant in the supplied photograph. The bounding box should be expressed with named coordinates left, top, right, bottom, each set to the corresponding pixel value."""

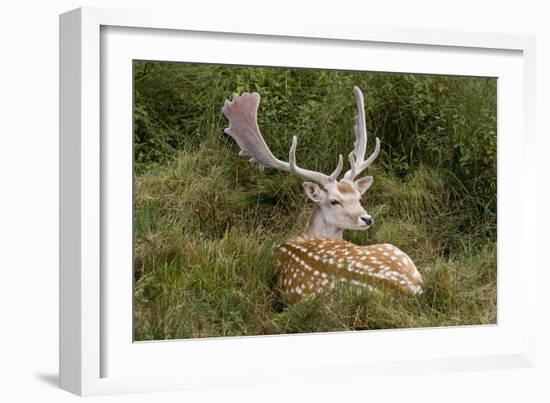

left=133, top=62, right=497, bottom=340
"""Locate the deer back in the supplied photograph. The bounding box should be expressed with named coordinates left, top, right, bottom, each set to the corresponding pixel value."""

left=274, top=240, right=423, bottom=304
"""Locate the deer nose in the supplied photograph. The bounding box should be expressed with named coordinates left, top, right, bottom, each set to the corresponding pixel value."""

left=361, top=216, right=373, bottom=226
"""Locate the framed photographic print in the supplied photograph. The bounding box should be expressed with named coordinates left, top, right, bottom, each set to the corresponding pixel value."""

left=59, top=6, right=537, bottom=396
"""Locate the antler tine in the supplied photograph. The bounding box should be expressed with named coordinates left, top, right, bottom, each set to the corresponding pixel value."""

left=347, top=151, right=357, bottom=180
left=288, top=135, right=299, bottom=173
left=223, top=92, right=341, bottom=187
left=328, top=154, right=344, bottom=182
left=362, top=137, right=380, bottom=170
left=344, top=86, right=380, bottom=180
left=353, top=86, right=367, bottom=164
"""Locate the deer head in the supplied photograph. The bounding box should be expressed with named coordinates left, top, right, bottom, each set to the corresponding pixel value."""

left=222, top=86, right=380, bottom=234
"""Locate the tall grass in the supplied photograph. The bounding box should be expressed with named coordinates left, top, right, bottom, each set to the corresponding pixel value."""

left=133, top=62, right=497, bottom=341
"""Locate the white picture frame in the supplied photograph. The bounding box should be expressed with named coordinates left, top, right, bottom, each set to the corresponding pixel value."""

left=59, top=6, right=537, bottom=396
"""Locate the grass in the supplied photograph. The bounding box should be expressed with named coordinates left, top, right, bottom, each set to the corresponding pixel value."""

left=133, top=149, right=497, bottom=340
left=133, top=63, right=497, bottom=341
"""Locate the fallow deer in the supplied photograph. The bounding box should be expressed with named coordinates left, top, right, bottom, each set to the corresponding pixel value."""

left=222, top=86, right=423, bottom=304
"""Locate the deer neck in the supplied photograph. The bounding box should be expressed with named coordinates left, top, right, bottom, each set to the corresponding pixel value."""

left=290, top=206, right=343, bottom=243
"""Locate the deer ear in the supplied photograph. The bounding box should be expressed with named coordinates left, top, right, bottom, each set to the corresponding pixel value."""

left=303, top=182, right=325, bottom=203
left=354, top=176, right=373, bottom=195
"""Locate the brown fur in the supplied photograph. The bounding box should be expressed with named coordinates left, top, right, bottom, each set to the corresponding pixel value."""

left=275, top=240, right=423, bottom=304
left=336, top=181, right=357, bottom=195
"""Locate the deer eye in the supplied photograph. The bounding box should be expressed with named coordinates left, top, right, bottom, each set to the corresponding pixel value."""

left=330, top=200, right=342, bottom=207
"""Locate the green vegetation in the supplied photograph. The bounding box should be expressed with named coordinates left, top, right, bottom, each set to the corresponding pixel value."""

left=133, top=62, right=497, bottom=341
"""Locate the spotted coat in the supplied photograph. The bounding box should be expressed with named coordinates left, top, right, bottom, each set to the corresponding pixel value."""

left=274, top=239, right=423, bottom=304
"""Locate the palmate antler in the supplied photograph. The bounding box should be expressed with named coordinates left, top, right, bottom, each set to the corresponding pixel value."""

left=222, top=87, right=378, bottom=186
left=343, top=86, right=380, bottom=181
left=222, top=92, right=343, bottom=187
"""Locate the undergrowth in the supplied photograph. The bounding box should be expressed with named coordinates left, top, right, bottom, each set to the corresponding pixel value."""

left=133, top=63, right=497, bottom=341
